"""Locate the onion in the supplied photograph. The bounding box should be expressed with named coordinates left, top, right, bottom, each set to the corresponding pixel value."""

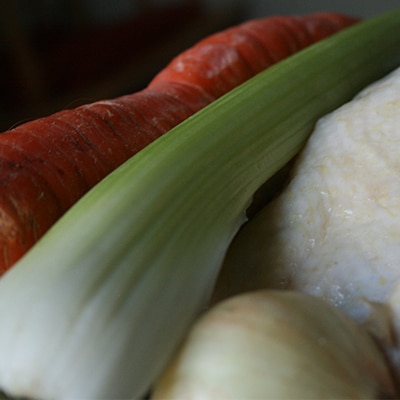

left=152, top=290, right=396, bottom=399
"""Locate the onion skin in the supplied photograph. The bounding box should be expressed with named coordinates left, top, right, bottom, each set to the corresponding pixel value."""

left=152, top=290, right=397, bottom=399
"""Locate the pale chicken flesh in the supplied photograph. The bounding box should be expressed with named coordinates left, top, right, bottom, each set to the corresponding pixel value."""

left=214, top=66, right=400, bottom=372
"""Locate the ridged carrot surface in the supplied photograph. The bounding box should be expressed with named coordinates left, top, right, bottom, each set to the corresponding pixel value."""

left=0, top=12, right=359, bottom=271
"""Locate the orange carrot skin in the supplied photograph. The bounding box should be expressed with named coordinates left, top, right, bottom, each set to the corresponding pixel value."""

left=148, top=13, right=360, bottom=97
left=0, top=13, right=359, bottom=272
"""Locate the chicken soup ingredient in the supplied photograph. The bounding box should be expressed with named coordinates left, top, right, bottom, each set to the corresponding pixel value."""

left=153, top=290, right=396, bottom=399
left=0, top=12, right=357, bottom=272
left=0, top=10, right=399, bottom=400
left=214, top=63, right=400, bottom=377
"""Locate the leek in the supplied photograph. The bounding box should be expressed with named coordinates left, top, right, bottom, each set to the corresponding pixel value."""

left=0, top=9, right=400, bottom=400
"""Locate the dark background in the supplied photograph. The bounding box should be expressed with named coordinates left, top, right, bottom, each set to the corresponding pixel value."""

left=1, top=0, right=398, bottom=131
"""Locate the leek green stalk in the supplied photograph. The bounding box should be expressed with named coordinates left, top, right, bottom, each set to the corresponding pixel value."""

left=0, top=9, right=400, bottom=400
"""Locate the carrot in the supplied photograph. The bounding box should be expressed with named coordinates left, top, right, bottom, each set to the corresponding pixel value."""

left=148, top=12, right=360, bottom=97
left=0, top=12, right=359, bottom=272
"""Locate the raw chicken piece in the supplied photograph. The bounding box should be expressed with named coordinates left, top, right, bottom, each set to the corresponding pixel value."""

left=213, top=66, right=400, bottom=369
